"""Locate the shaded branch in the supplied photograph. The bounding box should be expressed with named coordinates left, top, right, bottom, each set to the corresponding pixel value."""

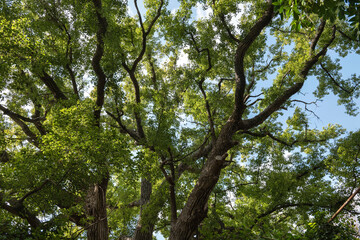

left=337, top=28, right=360, bottom=43
left=188, top=31, right=216, bottom=141
left=46, top=6, right=79, bottom=99
left=39, top=71, right=68, bottom=100
left=218, top=77, right=234, bottom=92
left=132, top=0, right=164, bottom=71
left=92, top=0, right=108, bottom=123
left=0, top=105, right=39, bottom=147
left=0, top=151, right=10, bottom=163
left=19, top=179, right=50, bottom=203
left=310, top=19, right=326, bottom=55
left=0, top=193, right=41, bottom=229
left=218, top=13, right=241, bottom=44
left=106, top=110, right=140, bottom=141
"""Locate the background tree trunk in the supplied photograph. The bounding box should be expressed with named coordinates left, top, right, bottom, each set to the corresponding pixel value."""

left=133, top=178, right=153, bottom=240
left=85, top=176, right=109, bottom=240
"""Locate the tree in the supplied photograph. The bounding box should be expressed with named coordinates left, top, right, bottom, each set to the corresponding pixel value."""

left=1, top=0, right=360, bottom=239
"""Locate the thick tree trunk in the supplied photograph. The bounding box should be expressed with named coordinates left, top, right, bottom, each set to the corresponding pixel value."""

left=133, top=178, right=153, bottom=240
left=169, top=122, right=237, bottom=240
left=85, top=176, right=109, bottom=240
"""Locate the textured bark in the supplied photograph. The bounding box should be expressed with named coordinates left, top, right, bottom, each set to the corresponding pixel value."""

left=133, top=178, right=153, bottom=240
left=85, top=176, right=109, bottom=240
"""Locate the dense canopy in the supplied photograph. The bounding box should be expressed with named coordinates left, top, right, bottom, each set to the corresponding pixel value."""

left=1, top=0, right=360, bottom=239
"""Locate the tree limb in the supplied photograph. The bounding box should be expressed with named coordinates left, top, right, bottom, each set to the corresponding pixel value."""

left=242, top=24, right=336, bottom=130
left=39, top=71, right=68, bottom=100
left=92, top=0, right=108, bottom=123
left=320, top=62, right=352, bottom=94
left=233, top=0, right=274, bottom=118
left=0, top=105, right=39, bottom=147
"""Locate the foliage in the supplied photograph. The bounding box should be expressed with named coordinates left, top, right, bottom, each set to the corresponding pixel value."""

left=1, top=0, right=360, bottom=239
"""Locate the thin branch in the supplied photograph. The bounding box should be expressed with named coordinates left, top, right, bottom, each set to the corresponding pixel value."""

left=134, top=0, right=145, bottom=35
left=241, top=130, right=327, bottom=147
left=47, top=7, right=79, bottom=99
left=251, top=202, right=322, bottom=229
left=188, top=31, right=216, bottom=141
left=147, top=53, right=158, bottom=90
left=291, top=99, right=321, bottom=119
left=19, top=179, right=50, bottom=203
left=218, top=77, right=234, bottom=92
left=328, top=186, right=360, bottom=223
left=132, top=0, right=164, bottom=71
left=320, top=62, right=352, bottom=94
left=168, top=150, right=178, bottom=223
left=337, top=28, right=360, bottom=43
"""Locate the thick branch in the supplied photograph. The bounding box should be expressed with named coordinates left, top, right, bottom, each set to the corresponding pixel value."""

left=219, top=13, right=241, bottom=44
left=39, top=71, right=68, bottom=100
left=0, top=105, right=39, bottom=147
left=92, top=0, right=108, bottom=122
left=106, top=110, right=141, bottom=141
left=233, top=0, right=274, bottom=118
left=0, top=193, right=41, bottom=229
left=310, top=19, right=326, bottom=55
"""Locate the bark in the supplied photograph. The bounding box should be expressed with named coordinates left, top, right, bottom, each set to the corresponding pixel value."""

left=133, top=178, right=153, bottom=240
left=85, top=176, right=109, bottom=240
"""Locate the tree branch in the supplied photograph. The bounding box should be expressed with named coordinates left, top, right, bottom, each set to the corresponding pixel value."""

left=233, top=0, right=274, bottom=118
left=188, top=31, right=216, bottom=141
left=242, top=25, right=336, bottom=130
left=0, top=105, right=39, bottom=147
left=310, top=19, right=326, bottom=55
left=92, top=0, right=108, bottom=123
left=106, top=110, right=141, bottom=141
left=320, top=62, right=352, bottom=94
left=0, top=192, right=41, bottom=229
left=241, top=130, right=327, bottom=147
left=218, top=13, right=241, bottom=44
left=19, top=179, right=50, bottom=203
left=39, top=71, right=68, bottom=100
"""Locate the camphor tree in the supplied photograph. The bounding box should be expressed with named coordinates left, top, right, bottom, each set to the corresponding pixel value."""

left=1, top=0, right=360, bottom=239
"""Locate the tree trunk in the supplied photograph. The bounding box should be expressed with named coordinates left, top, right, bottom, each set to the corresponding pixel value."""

left=169, top=121, right=237, bottom=239
left=85, top=176, right=109, bottom=240
left=133, top=178, right=153, bottom=240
